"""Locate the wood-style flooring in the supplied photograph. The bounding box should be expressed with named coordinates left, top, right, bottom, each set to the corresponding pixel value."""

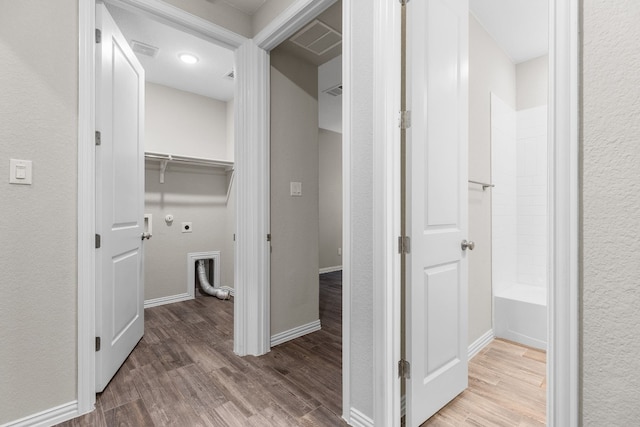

left=58, top=271, right=546, bottom=427
left=58, top=271, right=346, bottom=427
left=421, top=339, right=546, bottom=426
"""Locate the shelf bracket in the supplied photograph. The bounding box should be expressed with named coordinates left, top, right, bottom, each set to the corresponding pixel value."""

left=160, top=159, right=169, bottom=184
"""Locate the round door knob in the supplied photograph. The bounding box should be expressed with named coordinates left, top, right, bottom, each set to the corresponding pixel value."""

left=461, top=240, right=475, bottom=251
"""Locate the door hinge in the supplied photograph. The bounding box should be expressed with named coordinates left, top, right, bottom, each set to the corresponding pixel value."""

left=399, top=110, right=412, bottom=129
left=95, top=234, right=101, bottom=249
left=398, top=359, right=411, bottom=379
left=95, top=336, right=101, bottom=352
left=95, top=28, right=102, bottom=44
left=267, top=233, right=271, bottom=242
left=95, top=131, right=101, bottom=146
left=398, top=236, right=411, bottom=254
left=233, top=233, right=236, bottom=241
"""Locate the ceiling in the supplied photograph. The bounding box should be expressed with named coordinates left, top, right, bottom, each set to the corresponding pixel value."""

left=107, top=4, right=235, bottom=101
left=208, top=0, right=267, bottom=15
left=274, top=0, right=342, bottom=67
left=469, top=0, right=548, bottom=64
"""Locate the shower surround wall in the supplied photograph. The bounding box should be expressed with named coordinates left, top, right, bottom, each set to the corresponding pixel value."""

left=491, top=93, right=548, bottom=349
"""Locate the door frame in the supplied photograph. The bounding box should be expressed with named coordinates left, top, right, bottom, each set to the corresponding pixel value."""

left=381, top=0, right=580, bottom=425
left=77, top=0, right=342, bottom=415
left=77, top=0, right=247, bottom=412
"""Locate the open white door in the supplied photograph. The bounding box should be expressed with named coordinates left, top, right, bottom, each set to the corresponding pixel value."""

left=405, top=0, right=469, bottom=425
left=95, top=3, right=145, bottom=392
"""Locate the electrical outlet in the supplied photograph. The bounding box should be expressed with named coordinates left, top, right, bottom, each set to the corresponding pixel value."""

left=181, top=222, right=192, bottom=233
left=338, top=247, right=342, bottom=256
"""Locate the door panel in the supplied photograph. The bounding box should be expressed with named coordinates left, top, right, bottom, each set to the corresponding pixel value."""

left=96, top=3, right=145, bottom=392
left=406, top=0, right=469, bottom=424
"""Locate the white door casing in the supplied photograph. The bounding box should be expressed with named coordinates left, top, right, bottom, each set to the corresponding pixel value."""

left=405, top=0, right=469, bottom=424
left=95, top=3, right=145, bottom=392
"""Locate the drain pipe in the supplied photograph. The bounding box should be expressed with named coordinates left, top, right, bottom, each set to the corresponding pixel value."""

left=196, top=260, right=230, bottom=300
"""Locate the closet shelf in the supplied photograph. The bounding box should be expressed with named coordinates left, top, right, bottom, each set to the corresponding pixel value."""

left=145, top=151, right=234, bottom=184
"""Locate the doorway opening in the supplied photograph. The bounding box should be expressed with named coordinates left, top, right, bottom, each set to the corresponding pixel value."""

left=266, top=0, right=344, bottom=414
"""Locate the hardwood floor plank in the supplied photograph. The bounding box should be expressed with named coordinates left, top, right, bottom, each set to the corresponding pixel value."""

left=59, top=271, right=545, bottom=427
left=103, top=399, right=155, bottom=427
left=421, top=339, right=547, bottom=426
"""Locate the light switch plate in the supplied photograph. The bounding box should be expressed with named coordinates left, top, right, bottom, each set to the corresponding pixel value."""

left=290, top=181, right=302, bottom=196
left=9, top=159, right=32, bottom=185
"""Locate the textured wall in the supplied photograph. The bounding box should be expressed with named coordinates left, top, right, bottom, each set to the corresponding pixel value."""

left=0, top=0, right=78, bottom=423
left=347, top=0, right=374, bottom=417
left=270, top=59, right=320, bottom=336
left=468, top=15, right=516, bottom=345
left=318, top=128, right=342, bottom=270
left=582, top=1, right=640, bottom=423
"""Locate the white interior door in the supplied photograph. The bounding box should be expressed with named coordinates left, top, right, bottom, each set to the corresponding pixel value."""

left=405, top=0, right=469, bottom=424
left=95, top=3, right=145, bottom=392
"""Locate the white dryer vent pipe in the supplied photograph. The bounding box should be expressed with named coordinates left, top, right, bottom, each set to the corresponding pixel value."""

left=197, top=260, right=230, bottom=300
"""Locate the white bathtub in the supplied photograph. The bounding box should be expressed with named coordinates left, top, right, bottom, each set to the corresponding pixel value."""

left=494, top=284, right=547, bottom=350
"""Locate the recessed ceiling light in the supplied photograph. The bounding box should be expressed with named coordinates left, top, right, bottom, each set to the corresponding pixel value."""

left=178, top=53, right=199, bottom=64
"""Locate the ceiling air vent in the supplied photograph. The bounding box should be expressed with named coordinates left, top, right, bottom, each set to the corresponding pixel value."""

left=290, top=19, right=341, bottom=56
left=131, top=40, right=159, bottom=58
left=322, top=83, right=342, bottom=97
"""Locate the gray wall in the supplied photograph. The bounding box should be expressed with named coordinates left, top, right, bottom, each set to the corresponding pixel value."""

left=144, top=83, right=234, bottom=302
left=146, top=83, right=231, bottom=160
left=0, top=0, right=78, bottom=422
left=270, top=49, right=320, bottom=336
left=582, top=1, right=640, bottom=423
left=318, top=128, right=342, bottom=270
left=468, top=15, right=516, bottom=345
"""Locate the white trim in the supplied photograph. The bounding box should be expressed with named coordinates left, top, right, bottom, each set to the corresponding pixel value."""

left=1, top=401, right=78, bottom=427
left=468, top=330, right=495, bottom=360
left=253, top=0, right=336, bottom=50
left=233, top=39, right=271, bottom=356
left=270, top=319, right=322, bottom=347
left=341, top=0, right=352, bottom=421
left=103, top=0, right=246, bottom=49
left=319, top=265, right=342, bottom=274
left=547, top=0, right=580, bottom=425
left=77, top=0, right=96, bottom=415
left=144, top=293, right=193, bottom=309
left=348, top=407, right=374, bottom=427
left=372, top=0, right=402, bottom=426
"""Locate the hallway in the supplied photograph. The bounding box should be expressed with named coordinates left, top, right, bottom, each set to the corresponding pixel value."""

left=58, top=272, right=345, bottom=426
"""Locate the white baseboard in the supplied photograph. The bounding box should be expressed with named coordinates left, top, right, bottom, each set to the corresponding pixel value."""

left=144, top=286, right=235, bottom=309
left=2, top=401, right=79, bottom=427
left=319, top=265, right=342, bottom=274
left=348, top=407, right=374, bottom=427
left=270, top=319, right=321, bottom=347
left=468, top=329, right=495, bottom=360
left=144, top=292, right=192, bottom=309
